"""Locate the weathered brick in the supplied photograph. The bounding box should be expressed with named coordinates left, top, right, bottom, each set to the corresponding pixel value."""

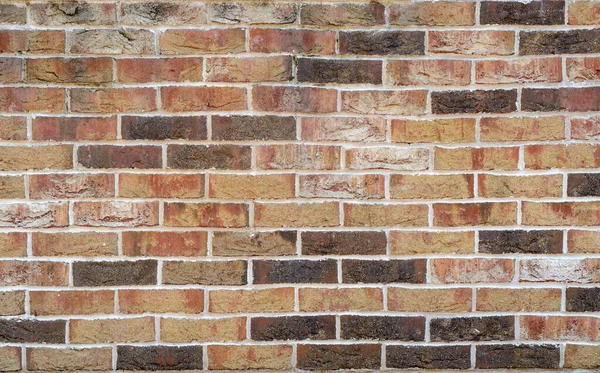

left=162, top=260, right=247, bottom=285
left=520, top=30, right=600, bottom=54
left=435, top=147, right=519, bottom=170
left=570, top=117, right=600, bottom=140
left=299, top=287, right=383, bottom=312
left=429, top=31, right=515, bottom=55
left=30, top=173, right=114, bottom=199
left=389, top=231, right=474, bottom=255
left=212, top=2, right=297, bottom=24
left=160, top=29, right=245, bottom=54
left=32, top=116, right=117, bottom=141
left=0, top=4, right=26, bottom=24
left=208, top=345, right=292, bottom=371
left=253, top=259, right=337, bottom=284
left=0, top=346, right=21, bottom=371
left=119, top=289, right=204, bottom=314
left=566, top=287, right=600, bottom=312
left=389, top=2, right=475, bottom=26
left=479, top=230, right=563, bottom=254
left=164, top=202, right=248, bottom=228
left=0, top=117, right=26, bottom=140
left=568, top=2, right=600, bottom=25
left=0, top=233, right=28, bottom=257
left=70, top=317, right=154, bottom=344
left=339, top=31, right=425, bottom=55
left=122, top=231, right=207, bottom=257
left=168, top=145, right=251, bottom=170
left=431, top=316, right=514, bottom=341
left=565, top=344, right=600, bottom=369
left=210, top=288, right=294, bottom=313
left=73, top=201, right=159, bottom=227
left=434, top=202, right=517, bottom=226
left=30, top=291, right=114, bottom=316
left=390, top=174, right=474, bottom=199
left=387, top=60, right=470, bottom=86
left=160, top=317, right=246, bottom=343
left=301, top=117, right=386, bottom=142
left=568, top=57, right=600, bottom=82
left=477, top=288, right=562, bottom=312
left=392, top=118, right=476, bottom=143
left=69, top=29, right=154, bottom=55
left=71, top=88, right=156, bottom=113
left=0, top=87, right=65, bottom=113
left=301, top=231, right=386, bottom=256
left=31, top=3, right=116, bottom=25
left=209, top=174, right=295, bottom=199
left=249, top=28, right=335, bottom=55
left=32, top=232, right=118, bottom=257
left=345, top=147, right=429, bottom=170
left=212, top=231, right=296, bottom=257
left=0, top=30, right=65, bottom=54
left=342, top=90, right=427, bottom=115
left=297, top=344, right=381, bottom=370
left=0, top=261, right=68, bottom=286
left=342, top=259, right=426, bottom=284
left=568, top=230, right=600, bottom=253
left=207, top=56, right=292, bottom=82
left=432, top=90, right=517, bottom=114
left=117, top=346, right=203, bottom=371
left=0, top=176, right=24, bottom=199
left=256, top=144, right=340, bottom=170
left=520, top=258, right=600, bottom=283
left=520, top=315, right=600, bottom=341
left=525, top=144, right=600, bottom=169
left=301, top=3, right=384, bottom=26
left=389, top=346, right=471, bottom=369
left=121, top=2, right=207, bottom=25
left=0, top=202, right=69, bottom=228
left=388, top=288, right=472, bottom=313
left=476, top=58, right=562, bottom=84
left=119, top=173, right=203, bottom=199
left=523, top=87, right=600, bottom=112
left=0, top=58, right=22, bottom=83
left=0, top=291, right=24, bottom=316
left=251, top=316, right=335, bottom=340
left=523, top=201, right=600, bottom=226
left=162, top=86, right=246, bottom=112
left=297, top=58, right=382, bottom=84
left=0, top=319, right=65, bottom=343
left=73, top=260, right=157, bottom=286
left=431, top=258, right=515, bottom=283
left=212, top=115, right=296, bottom=141
left=344, top=203, right=429, bottom=227
left=481, top=1, right=565, bottom=25
left=341, top=316, right=425, bottom=341
left=476, top=344, right=560, bottom=369
left=117, top=58, right=203, bottom=83
left=27, top=57, right=112, bottom=84
left=299, top=174, right=384, bottom=199
left=253, top=86, right=337, bottom=113
left=255, top=202, right=339, bottom=228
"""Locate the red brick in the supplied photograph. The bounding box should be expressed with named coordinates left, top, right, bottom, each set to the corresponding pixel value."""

left=32, top=116, right=117, bottom=141
left=521, top=316, right=600, bottom=341
left=30, top=291, right=114, bottom=316
left=29, top=174, right=114, bottom=199
left=429, top=31, right=515, bottom=56
left=0, top=30, right=65, bottom=54
left=571, top=116, right=600, bottom=140
left=122, top=231, right=207, bottom=257
left=523, top=87, right=600, bottom=112
left=0, top=58, right=22, bottom=83
left=119, top=174, right=203, bottom=198
left=160, top=29, right=245, bottom=54
left=117, top=57, right=203, bottom=83
left=249, top=28, right=335, bottom=54
left=162, top=87, right=247, bottom=112
left=70, top=88, right=156, bottom=113
left=0, top=88, right=64, bottom=113
left=253, top=86, right=337, bottom=113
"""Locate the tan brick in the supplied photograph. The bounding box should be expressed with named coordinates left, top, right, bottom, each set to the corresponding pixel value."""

left=568, top=2, right=600, bottom=25
left=0, top=346, right=20, bottom=372
left=69, top=29, right=154, bottom=55
left=206, top=56, right=292, bottom=82
left=299, top=174, right=384, bottom=199
left=30, top=291, right=114, bottom=316
left=565, top=344, right=600, bottom=369
left=73, top=201, right=159, bottom=227
left=0, top=117, right=26, bottom=140
left=208, top=345, right=292, bottom=370
left=389, top=231, right=474, bottom=255
left=344, top=203, right=428, bottom=227
left=387, top=60, right=470, bottom=86
left=480, top=116, right=565, bottom=141
left=26, top=57, right=113, bottom=84
left=390, top=2, right=475, bottom=26
left=0, top=291, right=24, bottom=316
left=434, top=202, right=517, bottom=226
left=32, top=232, right=117, bottom=257
left=388, top=288, right=472, bottom=312
left=212, top=231, right=296, bottom=257
left=117, top=57, right=203, bottom=83
left=161, top=317, right=246, bottom=343
left=346, top=147, right=430, bottom=171
left=70, top=317, right=155, bottom=343
left=209, top=174, right=295, bottom=199
left=521, top=258, right=600, bottom=283
left=119, top=289, right=204, bottom=314
left=0, top=261, right=69, bottom=286
left=162, top=86, right=246, bottom=112
left=119, top=173, right=203, bottom=198
left=523, top=202, right=600, bottom=226
left=431, top=258, right=515, bottom=283
left=392, top=118, right=476, bottom=143
left=0, top=146, right=72, bottom=171
left=520, top=316, right=600, bottom=341
left=27, top=348, right=112, bottom=372
left=212, top=2, right=297, bottom=24
left=525, top=144, right=600, bottom=169
left=255, top=202, right=340, bottom=228
left=390, top=174, right=474, bottom=199
left=162, top=260, right=247, bottom=286
left=429, top=30, right=515, bottom=56
left=122, top=231, right=207, bottom=257
left=0, top=202, right=69, bottom=228
left=479, top=174, right=563, bottom=198
left=160, top=29, right=245, bottom=54
left=476, top=58, right=562, bottom=84
left=571, top=116, right=600, bottom=140
left=299, top=288, right=383, bottom=312
left=476, top=288, right=561, bottom=312
left=256, top=144, right=340, bottom=170
left=209, top=288, right=294, bottom=313
left=29, top=173, right=114, bottom=199
left=342, top=90, right=427, bottom=115
left=568, top=230, right=600, bottom=253
left=301, top=117, right=386, bottom=142
left=435, top=147, right=519, bottom=170
left=164, top=202, right=248, bottom=228
left=0, top=232, right=27, bottom=257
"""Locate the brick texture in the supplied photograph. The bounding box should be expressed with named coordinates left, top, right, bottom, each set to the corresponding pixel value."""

left=0, top=1, right=596, bottom=372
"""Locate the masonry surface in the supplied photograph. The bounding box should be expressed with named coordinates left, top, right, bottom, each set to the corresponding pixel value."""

left=1, top=0, right=600, bottom=372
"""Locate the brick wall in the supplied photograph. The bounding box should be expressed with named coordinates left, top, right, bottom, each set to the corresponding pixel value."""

left=1, top=0, right=600, bottom=371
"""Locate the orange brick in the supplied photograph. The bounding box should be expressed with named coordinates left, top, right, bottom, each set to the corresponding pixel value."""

left=164, top=202, right=248, bottom=228
left=431, top=258, right=515, bottom=283
left=30, top=291, right=114, bottom=316
left=344, top=203, right=428, bottom=227
left=209, top=288, right=294, bottom=313
left=435, top=147, right=519, bottom=170
left=390, top=174, right=474, bottom=199
left=119, top=289, right=204, bottom=314
left=122, top=231, right=207, bottom=257
left=209, top=174, right=295, bottom=199
left=119, top=173, right=204, bottom=198
left=476, top=288, right=561, bottom=312
left=255, top=202, right=339, bottom=227
left=70, top=317, right=155, bottom=343
left=392, top=118, right=475, bottom=143
left=161, top=317, right=246, bottom=343
left=388, top=288, right=472, bottom=312
left=299, top=288, right=383, bottom=312
left=480, top=116, right=565, bottom=141
left=434, top=202, right=517, bottom=226
left=32, top=232, right=118, bottom=256
left=478, top=174, right=563, bottom=198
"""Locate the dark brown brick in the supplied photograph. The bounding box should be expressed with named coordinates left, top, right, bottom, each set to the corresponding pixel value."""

left=341, top=316, right=425, bottom=341
left=297, top=58, right=382, bottom=84
left=72, top=260, right=157, bottom=286
left=162, top=260, right=247, bottom=286
left=297, top=344, right=381, bottom=370
left=117, top=346, right=203, bottom=370
left=387, top=345, right=471, bottom=369
left=253, top=260, right=337, bottom=284
left=251, top=316, right=335, bottom=341
left=481, top=1, right=564, bottom=25
left=78, top=145, right=162, bottom=169
left=167, top=145, right=251, bottom=170
left=122, top=116, right=207, bottom=140
left=339, top=31, right=425, bottom=55
left=432, top=90, right=517, bottom=114
left=476, top=344, right=560, bottom=369
left=566, top=288, right=600, bottom=312
left=0, top=319, right=65, bottom=343
left=522, top=88, right=600, bottom=112
left=479, top=230, right=563, bottom=254
left=212, top=115, right=296, bottom=141
left=431, top=316, right=515, bottom=342
left=520, top=30, right=600, bottom=55
left=342, top=259, right=427, bottom=284
left=300, top=3, right=385, bottom=26
left=301, top=231, right=387, bottom=255
left=568, top=174, right=600, bottom=197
